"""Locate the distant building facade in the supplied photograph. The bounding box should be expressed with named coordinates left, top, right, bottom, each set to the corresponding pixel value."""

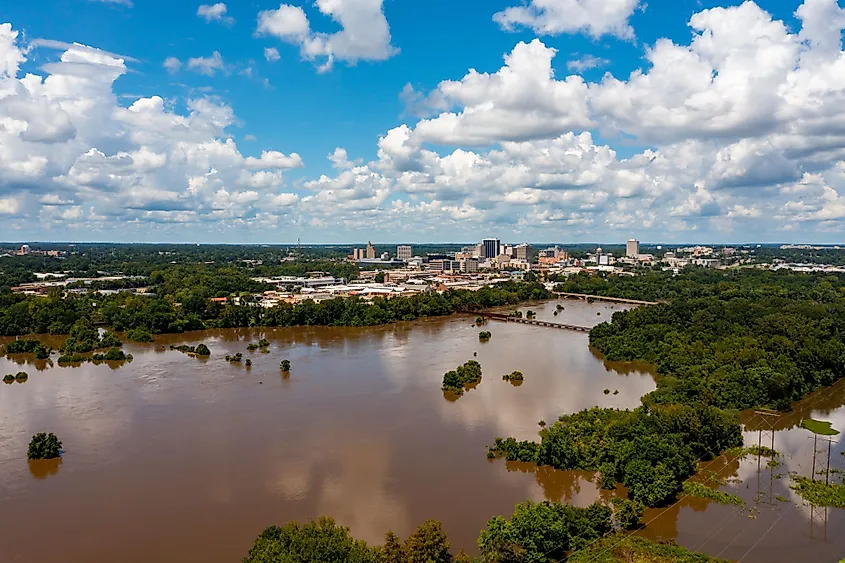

left=365, top=242, right=376, bottom=259
left=626, top=239, right=640, bottom=258
left=460, top=258, right=479, bottom=273
left=397, top=245, right=412, bottom=261
left=515, top=243, right=534, bottom=262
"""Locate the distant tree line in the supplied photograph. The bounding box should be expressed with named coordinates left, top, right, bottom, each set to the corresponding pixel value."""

left=0, top=281, right=551, bottom=337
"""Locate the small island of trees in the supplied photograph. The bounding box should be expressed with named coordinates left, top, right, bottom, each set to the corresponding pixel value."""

left=170, top=343, right=211, bottom=357
left=247, top=338, right=271, bottom=352
left=2, top=371, right=30, bottom=383
left=225, top=353, right=243, bottom=363
left=441, top=360, right=482, bottom=396
left=280, top=359, right=291, bottom=371
left=478, top=331, right=491, bottom=342
left=60, top=319, right=122, bottom=355
left=4, top=339, right=52, bottom=359
left=27, top=432, right=62, bottom=460
left=91, top=349, right=132, bottom=362
left=502, top=371, right=524, bottom=384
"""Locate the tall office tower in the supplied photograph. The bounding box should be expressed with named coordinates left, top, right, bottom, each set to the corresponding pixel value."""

left=482, top=238, right=500, bottom=259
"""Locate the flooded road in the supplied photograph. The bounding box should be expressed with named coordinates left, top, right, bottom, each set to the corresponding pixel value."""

left=0, top=299, right=843, bottom=562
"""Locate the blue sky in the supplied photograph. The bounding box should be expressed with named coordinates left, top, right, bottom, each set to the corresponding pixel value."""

left=1, top=0, right=845, bottom=244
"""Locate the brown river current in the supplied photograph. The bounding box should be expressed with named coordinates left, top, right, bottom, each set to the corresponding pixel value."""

left=1, top=299, right=844, bottom=562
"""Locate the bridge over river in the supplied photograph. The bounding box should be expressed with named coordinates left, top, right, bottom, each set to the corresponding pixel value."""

left=476, top=312, right=591, bottom=332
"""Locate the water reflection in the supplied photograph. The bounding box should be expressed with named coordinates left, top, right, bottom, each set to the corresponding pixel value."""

left=503, top=461, right=623, bottom=506
left=28, top=458, right=62, bottom=479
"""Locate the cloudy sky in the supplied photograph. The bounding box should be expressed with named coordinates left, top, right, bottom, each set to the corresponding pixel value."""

left=1, top=0, right=845, bottom=244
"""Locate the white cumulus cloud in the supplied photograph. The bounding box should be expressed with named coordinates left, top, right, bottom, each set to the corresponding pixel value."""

left=256, top=0, right=398, bottom=72
left=494, top=0, right=642, bottom=40
left=198, top=3, right=234, bottom=24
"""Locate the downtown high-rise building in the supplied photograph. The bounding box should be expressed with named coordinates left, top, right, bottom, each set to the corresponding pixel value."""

left=626, top=239, right=640, bottom=258
left=515, top=243, right=534, bottom=262
left=482, top=238, right=500, bottom=259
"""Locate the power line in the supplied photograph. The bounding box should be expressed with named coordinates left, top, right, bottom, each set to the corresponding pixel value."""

left=561, top=392, right=842, bottom=562
left=736, top=510, right=787, bottom=562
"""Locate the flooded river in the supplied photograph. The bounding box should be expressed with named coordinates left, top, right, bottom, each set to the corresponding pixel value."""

left=1, top=299, right=843, bottom=562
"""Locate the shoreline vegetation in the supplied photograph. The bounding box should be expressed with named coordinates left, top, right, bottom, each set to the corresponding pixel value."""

left=490, top=269, right=845, bottom=513
left=0, top=280, right=552, bottom=338
left=244, top=500, right=725, bottom=563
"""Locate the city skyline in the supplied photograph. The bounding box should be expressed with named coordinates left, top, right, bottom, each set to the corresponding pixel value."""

left=2, top=1, right=845, bottom=243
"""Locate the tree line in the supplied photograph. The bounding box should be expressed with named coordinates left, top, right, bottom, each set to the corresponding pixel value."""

left=242, top=499, right=724, bottom=562
left=0, top=281, right=552, bottom=337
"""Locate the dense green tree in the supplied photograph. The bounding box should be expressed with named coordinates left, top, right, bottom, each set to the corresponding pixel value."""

left=611, top=498, right=644, bottom=531
left=127, top=327, right=155, bottom=342
left=243, top=517, right=378, bottom=563
left=490, top=404, right=741, bottom=507
left=380, top=531, right=405, bottom=563
left=442, top=360, right=483, bottom=394
left=478, top=501, right=611, bottom=563
left=27, top=432, right=62, bottom=460
left=404, top=520, right=451, bottom=563
left=99, top=331, right=123, bottom=348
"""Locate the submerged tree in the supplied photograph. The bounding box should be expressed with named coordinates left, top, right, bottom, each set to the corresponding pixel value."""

left=280, top=359, right=291, bottom=371
left=612, top=498, right=644, bottom=531
left=27, top=432, right=62, bottom=460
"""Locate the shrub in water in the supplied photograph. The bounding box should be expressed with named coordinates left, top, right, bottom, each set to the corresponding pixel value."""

left=27, top=432, right=62, bottom=460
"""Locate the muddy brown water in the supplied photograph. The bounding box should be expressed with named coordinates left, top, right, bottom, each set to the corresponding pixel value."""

left=0, top=299, right=843, bottom=562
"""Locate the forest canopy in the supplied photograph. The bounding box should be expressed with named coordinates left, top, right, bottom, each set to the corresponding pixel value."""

left=492, top=268, right=845, bottom=506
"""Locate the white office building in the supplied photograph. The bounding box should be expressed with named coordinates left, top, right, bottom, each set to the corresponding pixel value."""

left=397, top=245, right=413, bottom=261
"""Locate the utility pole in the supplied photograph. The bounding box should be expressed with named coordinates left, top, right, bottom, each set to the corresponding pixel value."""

left=811, top=434, right=818, bottom=482
left=826, top=438, right=832, bottom=486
